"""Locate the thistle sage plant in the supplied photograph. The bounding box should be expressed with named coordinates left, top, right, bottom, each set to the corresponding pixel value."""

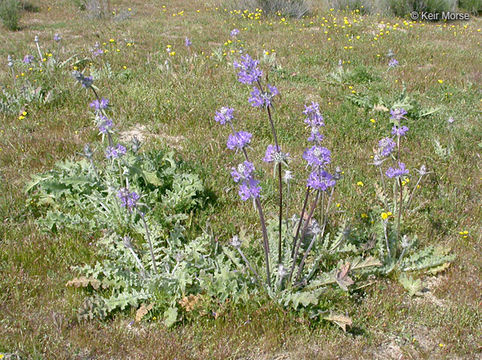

left=372, top=108, right=429, bottom=262
left=215, top=54, right=342, bottom=291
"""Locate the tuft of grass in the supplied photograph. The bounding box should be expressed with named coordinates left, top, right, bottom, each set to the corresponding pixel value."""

left=0, top=0, right=20, bottom=30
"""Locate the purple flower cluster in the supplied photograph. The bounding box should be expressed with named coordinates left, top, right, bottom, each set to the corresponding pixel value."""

left=233, top=54, right=263, bottom=85
left=303, top=102, right=325, bottom=143
left=386, top=162, right=409, bottom=178
left=117, top=188, right=140, bottom=210
left=378, top=137, right=396, bottom=157
left=303, top=145, right=331, bottom=168
left=230, top=29, right=240, bottom=37
left=388, top=58, right=399, bottom=68
left=263, top=144, right=289, bottom=164
left=238, top=179, right=261, bottom=201
left=92, top=48, right=104, bottom=57
left=90, top=97, right=109, bottom=111
left=227, top=131, right=252, bottom=150
left=307, top=170, right=336, bottom=191
left=54, top=33, right=61, bottom=42
left=231, top=160, right=255, bottom=182
left=72, top=71, right=93, bottom=89
left=105, top=144, right=126, bottom=159
left=185, top=37, right=192, bottom=47
left=23, top=55, right=34, bottom=64
left=214, top=107, right=234, bottom=125
left=248, top=85, right=278, bottom=108
left=303, top=102, right=324, bottom=127
left=391, top=125, right=409, bottom=137
left=81, top=76, right=93, bottom=89
left=98, top=115, right=113, bottom=134
left=301, top=103, right=335, bottom=191
left=390, top=108, right=407, bottom=121
left=231, top=161, right=260, bottom=201
left=263, top=144, right=276, bottom=162
left=92, top=42, right=104, bottom=57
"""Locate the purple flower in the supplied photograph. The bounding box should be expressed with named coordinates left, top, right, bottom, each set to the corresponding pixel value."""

left=214, top=107, right=234, bottom=125
left=391, top=125, right=409, bottom=137
left=231, top=161, right=255, bottom=183
left=90, top=98, right=109, bottom=110
left=230, top=29, right=240, bottom=37
left=185, top=37, right=192, bottom=47
left=81, top=76, right=93, bottom=88
left=227, top=131, right=252, bottom=150
left=390, top=108, right=407, bottom=121
left=23, top=55, right=34, bottom=64
left=386, top=162, right=409, bottom=178
left=303, top=145, right=331, bottom=168
left=72, top=71, right=93, bottom=89
left=230, top=161, right=261, bottom=201
left=54, top=33, right=61, bottom=42
left=92, top=48, right=104, bottom=57
left=307, top=170, right=336, bottom=191
left=388, top=58, right=399, bottom=68
left=233, top=54, right=263, bottom=85
left=117, top=188, right=140, bottom=210
left=92, top=42, right=104, bottom=57
left=248, top=84, right=278, bottom=108
left=378, top=137, right=396, bottom=157
left=106, top=144, right=126, bottom=159
left=263, top=144, right=289, bottom=164
left=448, top=117, right=454, bottom=124
left=308, top=127, right=324, bottom=143
left=238, top=178, right=261, bottom=201
left=303, top=102, right=324, bottom=127
left=263, top=144, right=276, bottom=162
left=98, top=115, right=113, bottom=134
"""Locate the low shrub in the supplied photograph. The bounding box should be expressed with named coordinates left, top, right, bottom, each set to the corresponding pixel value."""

left=387, top=0, right=457, bottom=18
left=229, top=0, right=312, bottom=18
left=458, top=0, right=481, bottom=14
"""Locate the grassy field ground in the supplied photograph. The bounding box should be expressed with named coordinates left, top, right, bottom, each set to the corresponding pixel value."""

left=0, top=0, right=481, bottom=358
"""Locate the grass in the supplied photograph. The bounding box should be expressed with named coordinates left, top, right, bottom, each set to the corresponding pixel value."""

left=0, top=0, right=481, bottom=358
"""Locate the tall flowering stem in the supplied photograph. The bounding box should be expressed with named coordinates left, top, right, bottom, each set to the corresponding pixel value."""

left=7, top=55, right=15, bottom=85
left=254, top=77, right=284, bottom=266
left=216, top=107, right=271, bottom=287
left=241, top=148, right=271, bottom=286
left=407, top=165, right=428, bottom=211
left=288, top=190, right=320, bottom=283
left=289, top=102, right=335, bottom=285
left=269, top=102, right=284, bottom=265
left=390, top=108, right=408, bottom=242
left=290, top=187, right=311, bottom=259
left=34, top=36, right=43, bottom=67
left=234, top=53, right=284, bottom=277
